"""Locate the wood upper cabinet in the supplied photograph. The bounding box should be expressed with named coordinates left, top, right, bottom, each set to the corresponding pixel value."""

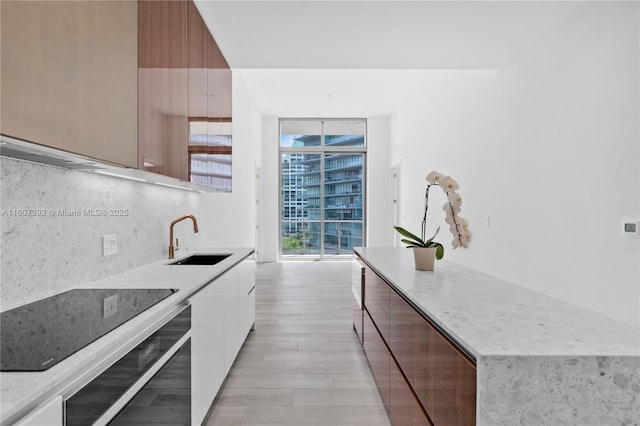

left=0, top=1, right=138, bottom=168
left=138, top=0, right=232, bottom=186
left=137, top=0, right=189, bottom=180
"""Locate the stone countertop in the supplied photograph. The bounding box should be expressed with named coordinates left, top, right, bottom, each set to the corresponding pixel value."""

left=354, top=247, right=639, bottom=358
left=0, top=247, right=254, bottom=425
left=354, top=247, right=640, bottom=425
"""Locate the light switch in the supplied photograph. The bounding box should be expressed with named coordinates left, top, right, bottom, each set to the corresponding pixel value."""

left=103, top=294, right=118, bottom=318
left=103, top=235, right=118, bottom=256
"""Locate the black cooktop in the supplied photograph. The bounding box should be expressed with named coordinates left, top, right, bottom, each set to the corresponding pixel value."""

left=0, top=288, right=176, bottom=372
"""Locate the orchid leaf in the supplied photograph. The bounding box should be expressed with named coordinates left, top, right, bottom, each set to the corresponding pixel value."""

left=401, top=238, right=424, bottom=248
left=424, top=226, right=440, bottom=244
left=394, top=226, right=424, bottom=245
left=433, top=243, right=444, bottom=259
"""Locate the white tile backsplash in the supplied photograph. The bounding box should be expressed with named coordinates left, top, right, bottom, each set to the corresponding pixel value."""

left=1, top=158, right=200, bottom=310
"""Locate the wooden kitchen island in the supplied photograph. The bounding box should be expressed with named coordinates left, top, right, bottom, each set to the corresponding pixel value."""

left=353, top=248, right=639, bottom=426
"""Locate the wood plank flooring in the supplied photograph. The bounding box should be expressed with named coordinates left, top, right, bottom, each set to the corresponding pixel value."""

left=204, top=261, right=391, bottom=426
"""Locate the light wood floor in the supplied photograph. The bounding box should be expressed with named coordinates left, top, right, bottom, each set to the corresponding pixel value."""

left=204, top=261, right=391, bottom=426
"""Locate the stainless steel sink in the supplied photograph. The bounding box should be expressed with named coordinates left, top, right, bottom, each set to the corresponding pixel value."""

left=169, top=254, right=231, bottom=265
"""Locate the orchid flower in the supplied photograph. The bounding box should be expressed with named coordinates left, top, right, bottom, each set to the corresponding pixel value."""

left=447, top=191, right=463, bottom=207
left=439, top=176, right=459, bottom=192
left=426, top=171, right=445, bottom=185
left=395, top=170, right=471, bottom=258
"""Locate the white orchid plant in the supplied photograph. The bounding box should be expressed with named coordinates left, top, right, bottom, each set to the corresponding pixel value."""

left=394, top=171, right=471, bottom=260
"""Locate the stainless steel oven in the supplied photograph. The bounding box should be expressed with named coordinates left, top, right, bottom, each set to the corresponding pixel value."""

left=352, top=255, right=365, bottom=345
left=65, top=304, right=191, bottom=426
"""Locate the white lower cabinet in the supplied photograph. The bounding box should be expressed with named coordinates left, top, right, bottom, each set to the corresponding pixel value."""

left=239, top=258, right=256, bottom=339
left=191, top=272, right=227, bottom=426
left=190, top=257, right=255, bottom=426
left=15, top=395, right=62, bottom=426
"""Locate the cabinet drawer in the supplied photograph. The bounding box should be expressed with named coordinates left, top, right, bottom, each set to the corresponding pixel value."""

left=390, top=355, right=432, bottom=426
left=389, top=286, right=476, bottom=425
left=364, top=264, right=391, bottom=339
left=365, top=307, right=432, bottom=426
left=363, top=309, right=390, bottom=412
left=353, top=294, right=363, bottom=345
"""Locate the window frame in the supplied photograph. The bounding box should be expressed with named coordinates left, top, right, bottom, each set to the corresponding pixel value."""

left=278, top=118, right=367, bottom=259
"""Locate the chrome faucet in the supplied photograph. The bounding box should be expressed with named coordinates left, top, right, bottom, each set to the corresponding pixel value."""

left=169, top=215, right=199, bottom=259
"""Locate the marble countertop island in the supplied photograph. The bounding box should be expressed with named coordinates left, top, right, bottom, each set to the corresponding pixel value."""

left=0, top=247, right=254, bottom=425
left=354, top=247, right=640, bottom=426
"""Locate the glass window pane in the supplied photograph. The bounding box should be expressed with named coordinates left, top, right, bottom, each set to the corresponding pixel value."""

left=189, top=119, right=232, bottom=192
left=281, top=153, right=321, bottom=221
left=324, top=222, right=363, bottom=255
left=190, top=154, right=231, bottom=192
left=280, top=120, right=321, bottom=147
left=323, top=153, right=363, bottom=254
left=279, top=119, right=365, bottom=257
left=324, top=120, right=365, bottom=147
left=281, top=222, right=321, bottom=255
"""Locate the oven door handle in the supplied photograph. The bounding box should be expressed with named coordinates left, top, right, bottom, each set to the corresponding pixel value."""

left=90, top=331, right=191, bottom=426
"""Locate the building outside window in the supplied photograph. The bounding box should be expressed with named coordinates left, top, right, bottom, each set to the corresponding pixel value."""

left=280, top=119, right=366, bottom=257
left=188, top=119, right=232, bottom=192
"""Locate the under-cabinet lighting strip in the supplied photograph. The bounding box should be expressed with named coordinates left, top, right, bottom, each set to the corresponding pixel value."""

left=94, top=171, right=147, bottom=182
left=154, top=182, right=197, bottom=192
left=92, top=170, right=207, bottom=192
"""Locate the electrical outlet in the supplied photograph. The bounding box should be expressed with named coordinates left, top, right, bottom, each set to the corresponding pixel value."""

left=623, top=219, right=639, bottom=237
left=103, top=294, right=118, bottom=319
left=103, top=235, right=118, bottom=256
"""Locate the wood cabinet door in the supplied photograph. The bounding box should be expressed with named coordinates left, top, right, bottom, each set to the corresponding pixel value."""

left=186, top=1, right=232, bottom=190
left=139, top=0, right=232, bottom=187
left=382, top=270, right=477, bottom=425
left=138, top=0, right=189, bottom=180
left=363, top=309, right=390, bottom=413
left=390, top=356, right=432, bottom=426
left=1, top=1, right=137, bottom=167
left=353, top=296, right=363, bottom=345
left=364, top=265, right=391, bottom=340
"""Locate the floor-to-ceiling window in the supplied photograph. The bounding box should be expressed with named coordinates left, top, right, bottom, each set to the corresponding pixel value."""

left=280, top=119, right=366, bottom=258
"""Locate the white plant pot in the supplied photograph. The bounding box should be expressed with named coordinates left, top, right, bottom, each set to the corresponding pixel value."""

left=413, top=247, right=436, bottom=271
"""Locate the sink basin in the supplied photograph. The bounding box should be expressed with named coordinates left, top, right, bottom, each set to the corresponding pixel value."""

left=169, top=254, right=231, bottom=265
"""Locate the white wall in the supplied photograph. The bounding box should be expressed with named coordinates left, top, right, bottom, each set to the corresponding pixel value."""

left=259, top=116, right=280, bottom=262
left=198, top=71, right=262, bottom=249
left=390, top=2, right=639, bottom=326
left=366, top=116, right=392, bottom=246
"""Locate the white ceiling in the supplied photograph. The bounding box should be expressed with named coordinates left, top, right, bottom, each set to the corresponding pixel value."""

left=193, top=0, right=586, bottom=115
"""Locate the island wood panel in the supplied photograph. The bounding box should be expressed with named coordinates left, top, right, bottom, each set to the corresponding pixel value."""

left=363, top=309, right=391, bottom=413
left=390, top=355, right=433, bottom=426
left=363, top=302, right=432, bottom=426
left=390, top=287, right=475, bottom=426
left=364, top=264, right=391, bottom=339
left=361, top=257, right=476, bottom=426
left=362, top=263, right=432, bottom=426
left=353, top=296, right=363, bottom=345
